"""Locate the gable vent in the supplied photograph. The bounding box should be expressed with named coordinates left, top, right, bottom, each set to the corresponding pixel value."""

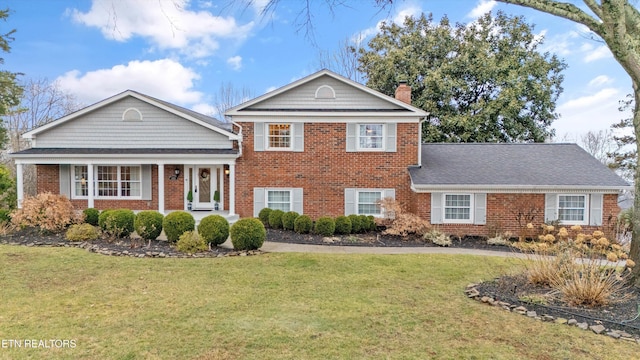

left=315, top=85, right=336, bottom=99
left=123, top=108, right=143, bottom=121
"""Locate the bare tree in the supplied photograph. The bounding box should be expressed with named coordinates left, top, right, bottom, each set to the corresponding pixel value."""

left=316, top=36, right=365, bottom=83
left=2, top=78, right=83, bottom=195
left=212, top=82, right=253, bottom=121
left=578, top=129, right=616, bottom=166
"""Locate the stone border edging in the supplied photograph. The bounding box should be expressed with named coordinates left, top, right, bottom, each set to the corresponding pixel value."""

left=465, top=283, right=640, bottom=343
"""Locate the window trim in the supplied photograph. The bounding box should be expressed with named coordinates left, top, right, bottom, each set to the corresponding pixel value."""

left=356, top=123, right=385, bottom=152
left=442, top=193, right=474, bottom=224
left=557, top=194, right=589, bottom=225
left=70, top=165, right=142, bottom=200
left=356, top=189, right=384, bottom=216
left=265, top=189, right=293, bottom=212
left=265, top=123, right=293, bottom=151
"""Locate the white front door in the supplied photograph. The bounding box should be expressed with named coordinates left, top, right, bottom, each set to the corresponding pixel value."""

left=193, top=166, right=216, bottom=209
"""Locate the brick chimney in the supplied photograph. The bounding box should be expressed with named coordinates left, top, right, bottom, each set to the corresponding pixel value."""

left=395, top=80, right=411, bottom=105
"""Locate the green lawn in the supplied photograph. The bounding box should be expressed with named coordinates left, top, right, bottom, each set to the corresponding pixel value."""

left=0, top=245, right=636, bottom=359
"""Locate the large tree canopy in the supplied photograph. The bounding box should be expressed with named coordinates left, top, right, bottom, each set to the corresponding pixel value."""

left=357, top=11, right=566, bottom=143
left=0, top=8, right=22, bottom=149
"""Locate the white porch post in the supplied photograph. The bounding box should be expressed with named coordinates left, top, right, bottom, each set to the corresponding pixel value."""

left=16, top=162, right=23, bottom=208
left=87, top=163, right=94, bottom=208
left=228, top=163, right=235, bottom=215
left=158, top=163, right=165, bottom=213
left=219, top=165, right=224, bottom=210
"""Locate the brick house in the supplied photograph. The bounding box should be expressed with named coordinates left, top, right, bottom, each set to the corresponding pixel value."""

left=11, top=69, right=629, bottom=235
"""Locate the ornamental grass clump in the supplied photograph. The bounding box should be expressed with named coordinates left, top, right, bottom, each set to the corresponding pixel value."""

left=65, top=223, right=99, bottom=241
left=176, top=231, right=207, bottom=253
left=134, top=210, right=164, bottom=241
left=230, top=218, right=266, bottom=250
left=163, top=211, right=195, bottom=243
left=11, top=192, right=81, bottom=233
left=198, top=214, right=229, bottom=246
left=423, top=228, right=451, bottom=247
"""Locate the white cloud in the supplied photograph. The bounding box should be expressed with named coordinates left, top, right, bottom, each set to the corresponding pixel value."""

left=558, top=88, right=619, bottom=111
left=588, top=75, right=613, bottom=88
left=584, top=45, right=612, bottom=63
left=192, top=102, right=216, bottom=116
left=56, top=59, right=203, bottom=105
left=69, top=0, right=254, bottom=59
left=467, top=0, right=497, bottom=18
left=227, top=56, right=243, bottom=71
left=554, top=88, right=622, bottom=136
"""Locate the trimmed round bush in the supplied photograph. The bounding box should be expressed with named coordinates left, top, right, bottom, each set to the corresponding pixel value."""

left=163, top=211, right=196, bottom=243
left=176, top=231, right=207, bottom=253
left=230, top=218, right=266, bottom=250
left=359, top=215, right=371, bottom=232
left=0, top=209, right=11, bottom=223
left=282, top=211, right=300, bottom=231
left=83, top=208, right=100, bottom=226
left=65, top=223, right=99, bottom=241
left=268, top=209, right=285, bottom=229
left=98, top=209, right=114, bottom=230
left=348, top=214, right=363, bottom=233
left=198, top=214, right=229, bottom=246
left=367, top=215, right=377, bottom=231
left=335, top=215, right=352, bottom=235
left=258, top=208, right=272, bottom=226
left=294, top=215, right=313, bottom=234
left=102, top=209, right=135, bottom=238
left=314, top=216, right=336, bottom=237
left=134, top=210, right=164, bottom=241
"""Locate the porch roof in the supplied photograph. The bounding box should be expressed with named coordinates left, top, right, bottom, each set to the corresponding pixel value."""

left=10, top=148, right=239, bottom=164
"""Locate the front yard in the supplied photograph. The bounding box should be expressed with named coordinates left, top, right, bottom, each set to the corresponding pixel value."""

left=0, top=245, right=637, bottom=359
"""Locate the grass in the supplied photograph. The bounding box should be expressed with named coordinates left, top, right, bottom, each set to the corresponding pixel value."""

left=0, top=245, right=637, bottom=359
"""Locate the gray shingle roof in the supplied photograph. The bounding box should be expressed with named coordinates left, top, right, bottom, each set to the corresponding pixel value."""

left=409, top=143, right=629, bottom=188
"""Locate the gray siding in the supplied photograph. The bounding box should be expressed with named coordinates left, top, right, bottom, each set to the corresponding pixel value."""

left=35, top=98, right=233, bottom=149
left=248, top=76, right=404, bottom=110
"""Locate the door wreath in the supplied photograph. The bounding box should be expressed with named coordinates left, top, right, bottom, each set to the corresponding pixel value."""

left=200, top=169, right=210, bottom=180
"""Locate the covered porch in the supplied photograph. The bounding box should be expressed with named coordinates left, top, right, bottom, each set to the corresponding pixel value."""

left=11, top=148, right=240, bottom=216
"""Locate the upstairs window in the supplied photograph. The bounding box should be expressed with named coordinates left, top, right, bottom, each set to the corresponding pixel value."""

left=358, top=124, right=384, bottom=150
left=267, top=124, right=292, bottom=149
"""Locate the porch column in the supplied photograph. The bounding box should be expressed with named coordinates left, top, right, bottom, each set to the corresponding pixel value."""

left=228, top=163, right=236, bottom=215
left=158, top=164, right=165, bottom=213
left=16, top=162, right=23, bottom=208
left=87, top=163, right=94, bottom=208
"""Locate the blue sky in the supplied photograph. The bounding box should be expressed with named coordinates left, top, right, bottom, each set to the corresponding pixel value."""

left=2, top=0, right=632, bottom=138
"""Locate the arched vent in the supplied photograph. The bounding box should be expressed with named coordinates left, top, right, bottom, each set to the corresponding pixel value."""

left=122, top=108, right=143, bottom=121
left=315, top=85, right=336, bottom=99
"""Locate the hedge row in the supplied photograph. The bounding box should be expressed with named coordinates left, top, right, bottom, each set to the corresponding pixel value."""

left=257, top=208, right=376, bottom=236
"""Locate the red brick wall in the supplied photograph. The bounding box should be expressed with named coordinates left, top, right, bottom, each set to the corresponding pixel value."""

left=35, top=164, right=186, bottom=211
left=235, top=122, right=419, bottom=219
left=411, top=192, right=622, bottom=237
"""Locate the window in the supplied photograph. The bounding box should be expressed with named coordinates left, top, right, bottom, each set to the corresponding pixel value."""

left=444, top=194, right=472, bottom=223
left=358, top=124, right=384, bottom=150
left=73, top=165, right=88, bottom=197
left=267, top=124, right=291, bottom=149
left=358, top=191, right=382, bottom=215
left=558, top=195, right=587, bottom=223
left=267, top=190, right=291, bottom=212
left=73, top=165, right=141, bottom=198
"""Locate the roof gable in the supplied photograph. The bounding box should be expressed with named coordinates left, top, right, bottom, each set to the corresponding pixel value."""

left=226, top=69, right=428, bottom=117
left=23, top=90, right=237, bottom=140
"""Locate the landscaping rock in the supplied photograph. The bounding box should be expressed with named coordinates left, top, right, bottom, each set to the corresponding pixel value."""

left=526, top=311, right=537, bottom=318
left=590, top=325, right=606, bottom=335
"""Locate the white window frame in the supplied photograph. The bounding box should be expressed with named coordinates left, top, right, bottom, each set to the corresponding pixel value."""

left=71, top=165, right=142, bottom=200
left=443, top=193, right=474, bottom=224
left=266, top=189, right=292, bottom=212
left=266, top=123, right=293, bottom=150
left=357, top=189, right=383, bottom=216
left=72, top=165, right=89, bottom=199
left=557, top=194, right=589, bottom=225
left=357, top=124, right=385, bottom=151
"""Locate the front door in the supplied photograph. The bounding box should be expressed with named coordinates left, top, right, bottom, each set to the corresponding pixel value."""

left=193, top=166, right=215, bottom=209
